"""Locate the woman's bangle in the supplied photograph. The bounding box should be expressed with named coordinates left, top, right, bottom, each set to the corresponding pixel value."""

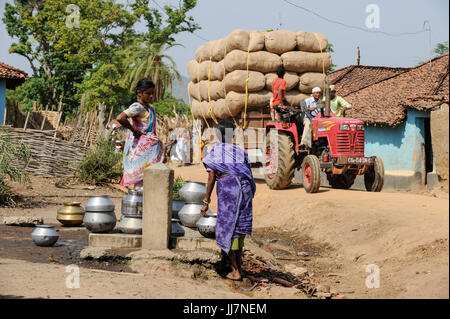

left=202, top=198, right=210, bottom=205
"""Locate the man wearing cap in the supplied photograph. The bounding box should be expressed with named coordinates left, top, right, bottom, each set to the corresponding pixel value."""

left=325, top=85, right=352, bottom=117
left=300, top=87, right=322, bottom=149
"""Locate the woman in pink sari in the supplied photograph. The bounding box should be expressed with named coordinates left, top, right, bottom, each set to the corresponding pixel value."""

left=116, top=79, right=165, bottom=190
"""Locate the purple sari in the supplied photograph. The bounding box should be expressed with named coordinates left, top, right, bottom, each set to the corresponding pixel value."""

left=203, top=143, right=256, bottom=254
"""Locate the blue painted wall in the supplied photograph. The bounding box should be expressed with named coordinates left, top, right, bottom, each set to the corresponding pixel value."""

left=0, top=80, right=5, bottom=125
left=364, top=109, right=431, bottom=173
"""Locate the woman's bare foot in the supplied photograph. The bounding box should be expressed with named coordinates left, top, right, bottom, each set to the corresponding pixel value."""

left=225, top=271, right=242, bottom=281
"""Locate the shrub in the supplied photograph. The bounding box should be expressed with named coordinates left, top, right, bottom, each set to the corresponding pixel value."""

left=173, top=176, right=186, bottom=200
left=75, top=135, right=123, bottom=184
left=0, top=128, right=31, bottom=206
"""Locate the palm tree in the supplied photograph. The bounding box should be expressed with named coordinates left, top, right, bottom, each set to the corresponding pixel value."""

left=123, top=41, right=182, bottom=101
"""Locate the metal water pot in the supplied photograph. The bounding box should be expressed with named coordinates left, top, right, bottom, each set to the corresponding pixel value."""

left=56, top=202, right=85, bottom=227
left=121, top=189, right=143, bottom=217
left=85, top=195, right=115, bottom=212
left=172, top=200, right=184, bottom=219
left=196, top=213, right=217, bottom=238
left=83, top=211, right=117, bottom=233
left=31, top=225, right=59, bottom=246
left=179, top=181, right=207, bottom=204
left=118, top=216, right=142, bottom=234
left=171, top=218, right=185, bottom=237
left=178, top=203, right=212, bottom=228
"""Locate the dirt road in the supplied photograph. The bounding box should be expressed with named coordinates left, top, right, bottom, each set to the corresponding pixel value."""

left=0, top=165, right=448, bottom=299
left=173, top=164, right=449, bottom=299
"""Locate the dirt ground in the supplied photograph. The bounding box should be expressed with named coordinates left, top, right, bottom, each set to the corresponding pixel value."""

left=0, top=164, right=448, bottom=299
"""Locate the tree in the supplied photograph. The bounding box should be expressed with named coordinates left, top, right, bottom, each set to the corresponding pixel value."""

left=2, top=0, right=200, bottom=117
left=123, top=42, right=182, bottom=102
left=152, top=92, right=190, bottom=117
left=434, top=41, right=449, bottom=56
left=0, top=128, right=31, bottom=206
left=326, top=43, right=338, bottom=73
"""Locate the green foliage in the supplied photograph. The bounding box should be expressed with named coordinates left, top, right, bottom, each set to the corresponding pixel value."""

left=153, top=93, right=190, bottom=117
left=123, top=42, right=182, bottom=102
left=173, top=176, right=186, bottom=200
left=416, top=41, right=449, bottom=66
left=75, top=135, right=123, bottom=184
left=2, top=0, right=200, bottom=116
left=75, top=63, right=134, bottom=115
left=6, top=77, right=51, bottom=113
left=434, top=41, right=449, bottom=56
left=326, top=43, right=338, bottom=73
left=0, top=128, right=31, bottom=206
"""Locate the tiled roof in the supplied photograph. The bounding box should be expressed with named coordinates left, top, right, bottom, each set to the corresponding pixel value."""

left=327, top=65, right=411, bottom=96
left=327, top=54, right=449, bottom=126
left=0, top=61, right=28, bottom=81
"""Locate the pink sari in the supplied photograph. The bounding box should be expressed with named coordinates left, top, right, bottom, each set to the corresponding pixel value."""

left=120, top=105, right=165, bottom=186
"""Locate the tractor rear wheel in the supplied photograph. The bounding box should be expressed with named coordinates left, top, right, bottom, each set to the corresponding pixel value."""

left=302, top=155, right=321, bottom=193
left=264, top=131, right=296, bottom=190
left=327, top=173, right=356, bottom=189
left=364, top=157, right=385, bottom=192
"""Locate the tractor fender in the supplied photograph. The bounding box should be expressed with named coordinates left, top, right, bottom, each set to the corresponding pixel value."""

left=266, top=122, right=300, bottom=153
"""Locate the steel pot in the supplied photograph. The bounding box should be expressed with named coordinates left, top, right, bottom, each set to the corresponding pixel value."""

left=171, top=218, right=185, bottom=237
left=31, top=225, right=59, bottom=246
left=117, top=216, right=142, bottom=234
left=172, top=200, right=184, bottom=219
left=196, top=213, right=217, bottom=238
left=178, top=203, right=212, bottom=228
left=56, top=202, right=85, bottom=227
left=83, top=211, right=117, bottom=233
left=179, top=181, right=207, bottom=204
left=85, top=195, right=115, bottom=212
left=121, top=189, right=143, bottom=217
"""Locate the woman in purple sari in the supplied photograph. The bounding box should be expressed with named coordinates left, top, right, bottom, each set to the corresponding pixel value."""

left=201, top=120, right=256, bottom=281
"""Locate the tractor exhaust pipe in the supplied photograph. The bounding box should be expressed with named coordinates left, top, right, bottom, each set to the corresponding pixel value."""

left=324, top=85, right=331, bottom=117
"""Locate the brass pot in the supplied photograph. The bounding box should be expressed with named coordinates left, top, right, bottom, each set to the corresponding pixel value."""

left=57, top=202, right=85, bottom=227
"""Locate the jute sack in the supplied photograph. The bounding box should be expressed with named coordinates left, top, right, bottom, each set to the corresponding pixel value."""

left=265, top=72, right=299, bottom=91
left=195, top=40, right=227, bottom=62
left=225, top=29, right=249, bottom=51
left=296, top=31, right=328, bottom=52
left=281, top=51, right=331, bottom=73
left=194, top=42, right=213, bottom=62
left=225, top=50, right=282, bottom=73
left=212, top=99, right=238, bottom=119
left=299, top=72, right=325, bottom=93
left=187, top=60, right=217, bottom=82
left=210, top=38, right=227, bottom=61
left=192, top=99, right=212, bottom=119
left=265, top=30, right=297, bottom=55
left=285, top=90, right=310, bottom=107
left=212, top=60, right=226, bottom=81
left=199, top=80, right=225, bottom=100
left=249, top=31, right=265, bottom=51
left=188, top=82, right=201, bottom=101
left=226, top=90, right=272, bottom=114
left=224, top=70, right=265, bottom=93
left=187, top=60, right=199, bottom=83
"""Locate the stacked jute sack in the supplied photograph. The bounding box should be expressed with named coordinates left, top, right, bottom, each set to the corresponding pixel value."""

left=187, top=29, right=331, bottom=121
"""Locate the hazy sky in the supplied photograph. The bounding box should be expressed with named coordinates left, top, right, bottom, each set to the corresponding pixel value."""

left=1, top=0, right=449, bottom=78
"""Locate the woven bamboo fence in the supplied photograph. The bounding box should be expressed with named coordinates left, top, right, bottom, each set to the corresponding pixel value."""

left=1, top=128, right=88, bottom=177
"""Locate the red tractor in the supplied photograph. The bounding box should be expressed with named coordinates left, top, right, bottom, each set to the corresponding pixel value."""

left=264, top=91, right=384, bottom=193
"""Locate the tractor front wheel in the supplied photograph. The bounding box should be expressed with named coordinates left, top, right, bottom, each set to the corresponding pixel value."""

left=302, top=155, right=321, bottom=193
left=364, top=157, right=385, bottom=192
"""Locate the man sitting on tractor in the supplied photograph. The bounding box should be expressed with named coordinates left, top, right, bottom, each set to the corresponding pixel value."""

left=300, top=87, right=321, bottom=149
left=324, top=84, right=352, bottom=117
